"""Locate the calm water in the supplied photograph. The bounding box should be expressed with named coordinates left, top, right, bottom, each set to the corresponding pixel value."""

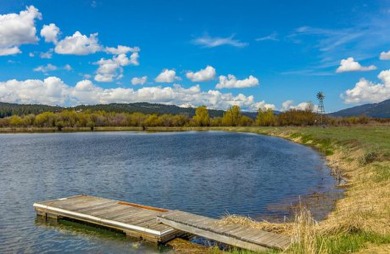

left=0, top=131, right=337, bottom=253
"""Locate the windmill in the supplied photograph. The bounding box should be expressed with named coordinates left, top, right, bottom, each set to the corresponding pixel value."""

left=317, top=92, right=325, bottom=125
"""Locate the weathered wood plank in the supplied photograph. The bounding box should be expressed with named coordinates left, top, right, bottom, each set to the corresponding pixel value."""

left=73, top=201, right=118, bottom=213
left=157, top=216, right=269, bottom=252
left=53, top=197, right=111, bottom=210
left=157, top=210, right=290, bottom=250
left=88, top=205, right=130, bottom=217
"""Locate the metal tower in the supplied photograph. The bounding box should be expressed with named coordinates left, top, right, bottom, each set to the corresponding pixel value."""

left=317, top=92, right=325, bottom=125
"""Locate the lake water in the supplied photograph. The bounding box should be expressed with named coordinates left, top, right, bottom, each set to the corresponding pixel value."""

left=0, top=131, right=338, bottom=253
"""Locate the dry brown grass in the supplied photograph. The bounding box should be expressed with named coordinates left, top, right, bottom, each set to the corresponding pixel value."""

left=219, top=214, right=294, bottom=236
left=290, top=204, right=326, bottom=254
left=355, top=243, right=390, bottom=254
left=317, top=150, right=390, bottom=236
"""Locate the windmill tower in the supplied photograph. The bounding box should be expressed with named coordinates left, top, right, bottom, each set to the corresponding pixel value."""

left=317, top=92, right=325, bottom=125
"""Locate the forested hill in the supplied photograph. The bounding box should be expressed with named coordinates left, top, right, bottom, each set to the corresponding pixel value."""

left=330, top=99, right=390, bottom=118
left=0, top=102, right=258, bottom=118
left=0, top=102, right=62, bottom=118
left=73, top=103, right=228, bottom=117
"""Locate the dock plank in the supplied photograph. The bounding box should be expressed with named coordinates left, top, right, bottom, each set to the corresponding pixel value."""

left=157, top=210, right=290, bottom=251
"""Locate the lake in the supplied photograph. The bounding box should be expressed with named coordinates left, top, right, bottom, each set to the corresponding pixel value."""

left=0, top=131, right=339, bottom=253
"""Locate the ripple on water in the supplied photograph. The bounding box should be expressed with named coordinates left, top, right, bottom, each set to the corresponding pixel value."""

left=0, top=132, right=340, bottom=253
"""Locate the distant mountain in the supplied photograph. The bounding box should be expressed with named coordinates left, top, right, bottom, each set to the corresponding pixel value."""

left=330, top=99, right=390, bottom=118
left=0, top=102, right=259, bottom=119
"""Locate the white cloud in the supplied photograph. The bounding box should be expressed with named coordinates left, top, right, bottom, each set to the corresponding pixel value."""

left=251, top=101, right=276, bottom=111
left=105, top=45, right=139, bottom=55
left=0, top=77, right=274, bottom=110
left=33, top=64, right=58, bottom=73
left=186, top=65, right=216, bottom=82
left=216, top=74, right=259, bottom=89
left=336, top=57, right=377, bottom=73
left=0, top=6, right=41, bottom=56
left=193, top=35, right=248, bottom=48
left=155, top=69, right=179, bottom=83
left=94, top=52, right=139, bottom=82
left=55, top=31, right=101, bottom=55
left=0, top=77, right=70, bottom=105
left=40, top=23, right=60, bottom=43
left=0, top=47, right=21, bottom=56
left=131, top=76, right=147, bottom=85
left=281, top=100, right=316, bottom=111
left=255, top=32, right=278, bottom=42
left=380, top=51, right=390, bottom=60
left=33, top=64, right=72, bottom=73
left=40, top=50, right=53, bottom=59
left=342, top=70, right=390, bottom=104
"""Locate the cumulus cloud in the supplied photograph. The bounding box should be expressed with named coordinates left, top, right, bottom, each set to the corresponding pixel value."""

left=342, top=69, right=390, bottom=104
left=0, top=77, right=70, bottom=105
left=380, top=51, right=390, bottom=60
left=40, top=50, right=53, bottom=59
left=131, top=76, right=147, bottom=85
left=55, top=31, right=101, bottom=55
left=336, top=57, right=377, bottom=73
left=281, top=100, right=316, bottom=111
left=193, top=35, right=248, bottom=48
left=105, top=45, right=139, bottom=55
left=216, top=74, right=259, bottom=89
left=40, top=23, right=60, bottom=43
left=0, top=6, right=41, bottom=56
left=94, top=52, right=139, bottom=82
left=33, top=64, right=58, bottom=73
left=0, top=77, right=274, bottom=110
left=155, top=69, right=179, bottom=83
left=186, top=65, right=216, bottom=82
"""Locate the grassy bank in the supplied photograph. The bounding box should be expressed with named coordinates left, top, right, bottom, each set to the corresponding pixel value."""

left=202, top=126, right=390, bottom=253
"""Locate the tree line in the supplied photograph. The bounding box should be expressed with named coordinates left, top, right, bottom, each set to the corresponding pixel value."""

left=0, top=105, right=380, bottom=130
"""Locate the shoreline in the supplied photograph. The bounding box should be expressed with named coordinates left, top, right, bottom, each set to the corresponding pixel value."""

left=0, top=126, right=342, bottom=222
left=0, top=126, right=372, bottom=220
left=2, top=126, right=389, bottom=252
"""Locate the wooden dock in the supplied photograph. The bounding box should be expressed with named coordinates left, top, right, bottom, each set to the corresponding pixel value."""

left=33, top=195, right=179, bottom=243
left=34, top=195, right=290, bottom=252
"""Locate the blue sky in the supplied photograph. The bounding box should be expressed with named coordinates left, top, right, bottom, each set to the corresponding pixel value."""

left=1, top=0, right=390, bottom=112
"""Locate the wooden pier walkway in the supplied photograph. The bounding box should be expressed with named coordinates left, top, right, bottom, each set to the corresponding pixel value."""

left=157, top=210, right=290, bottom=252
left=34, top=195, right=291, bottom=252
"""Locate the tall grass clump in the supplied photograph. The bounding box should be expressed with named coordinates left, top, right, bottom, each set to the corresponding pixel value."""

left=289, top=202, right=327, bottom=254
